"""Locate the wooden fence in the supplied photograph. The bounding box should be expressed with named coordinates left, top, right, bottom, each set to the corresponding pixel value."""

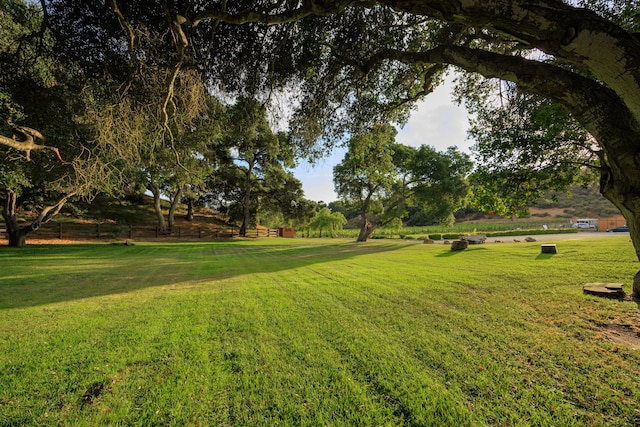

left=1, top=222, right=278, bottom=241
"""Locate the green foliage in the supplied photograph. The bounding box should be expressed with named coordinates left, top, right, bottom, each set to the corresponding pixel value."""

left=409, top=145, right=473, bottom=226
left=483, top=228, right=577, bottom=238
left=0, top=0, right=113, bottom=244
left=0, top=162, right=30, bottom=194
left=211, top=98, right=304, bottom=234
left=333, top=123, right=397, bottom=204
left=334, top=124, right=471, bottom=240
left=459, top=79, right=598, bottom=218
left=577, top=0, right=640, bottom=31
left=307, top=207, right=347, bottom=237
left=442, top=233, right=463, bottom=240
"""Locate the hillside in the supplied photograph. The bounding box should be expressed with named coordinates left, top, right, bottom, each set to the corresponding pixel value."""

left=532, top=185, right=621, bottom=218
left=62, top=194, right=233, bottom=229
left=457, top=184, right=621, bottom=224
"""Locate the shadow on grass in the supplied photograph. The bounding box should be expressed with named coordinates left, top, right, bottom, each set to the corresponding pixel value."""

left=0, top=240, right=408, bottom=309
left=535, top=253, right=557, bottom=260
left=435, top=247, right=489, bottom=257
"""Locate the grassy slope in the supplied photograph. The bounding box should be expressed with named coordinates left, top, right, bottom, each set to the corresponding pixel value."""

left=60, top=194, right=232, bottom=228
left=1, top=238, right=639, bottom=426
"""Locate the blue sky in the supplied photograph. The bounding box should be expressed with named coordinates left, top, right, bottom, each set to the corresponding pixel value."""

left=292, top=77, right=472, bottom=202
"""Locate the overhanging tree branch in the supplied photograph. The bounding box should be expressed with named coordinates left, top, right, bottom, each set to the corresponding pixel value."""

left=190, top=0, right=363, bottom=27
left=359, top=45, right=639, bottom=159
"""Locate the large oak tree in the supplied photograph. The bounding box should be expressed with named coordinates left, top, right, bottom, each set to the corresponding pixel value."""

left=334, top=124, right=471, bottom=241
left=0, top=0, right=115, bottom=246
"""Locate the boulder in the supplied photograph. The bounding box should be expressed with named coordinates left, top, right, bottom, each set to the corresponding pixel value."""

left=463, top=235, right=486, bottom=244
left=450, top=240, right=469, bottom=251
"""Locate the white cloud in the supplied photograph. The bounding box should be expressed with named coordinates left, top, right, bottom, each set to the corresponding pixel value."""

left=395, top=77, right=471, bottom=153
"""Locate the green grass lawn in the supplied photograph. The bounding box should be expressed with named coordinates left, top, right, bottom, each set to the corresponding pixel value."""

left=1, top=237, right=639, bottom=426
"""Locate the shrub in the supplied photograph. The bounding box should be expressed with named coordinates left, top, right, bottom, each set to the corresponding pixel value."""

left=428, top=233, right=442, bottom=240
left=443, top=233, right=464, bottom=240
left=484, top=228, right=578, bottom=238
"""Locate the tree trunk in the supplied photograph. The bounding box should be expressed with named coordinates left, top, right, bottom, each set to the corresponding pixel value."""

left=240, top=164, right=253, bottom=238
left=2, top=191, right=27, bottom=247
left=599, top=170, right=640, bottom=296
left=185, top=198, right=194, bottom=221
left=240, top=194, right=250, bottom=237
left=167, top=187, right=183, bottom=230
left=357, top=222, right=376, bottom=242
left=4, top=217, right=29, bottom=247
left=148, top=182, right=166, bottom=233
left=2, top=190, right=60, bottom=247
left=356, top=192, right=375, bottom=242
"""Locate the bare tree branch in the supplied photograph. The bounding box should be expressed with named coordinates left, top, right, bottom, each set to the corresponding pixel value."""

left=0, top=127, right=63, bottom=162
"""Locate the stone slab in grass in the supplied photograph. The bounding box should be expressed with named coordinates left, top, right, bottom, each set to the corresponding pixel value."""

left=541, top=244, right=557, bottom=254
left=583, top=283, right=625, bottom=299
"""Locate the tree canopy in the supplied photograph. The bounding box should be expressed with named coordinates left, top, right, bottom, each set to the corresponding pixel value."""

left=0, top=0, right=117, bottom=245
left=307, top=207, right=347, bottom=238
left=151, top=0, right=640, bottom=290
left=460, top=79, right=597, bottom=219
left=334, top=124, right=471, bottom=241
left=208, top=97, right=306, bottom=236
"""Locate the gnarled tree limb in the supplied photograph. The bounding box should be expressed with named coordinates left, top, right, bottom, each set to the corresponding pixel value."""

left=0, top=126, right=63, bottom=162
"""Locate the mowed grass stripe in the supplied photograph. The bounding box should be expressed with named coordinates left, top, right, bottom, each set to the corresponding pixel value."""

left=1, top=238, right=639, bottom=425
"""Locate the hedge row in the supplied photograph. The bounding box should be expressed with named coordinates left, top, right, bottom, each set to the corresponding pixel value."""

left=484, top=228, right=578, bottom=237
left=401, top=228, right=579, bottom=241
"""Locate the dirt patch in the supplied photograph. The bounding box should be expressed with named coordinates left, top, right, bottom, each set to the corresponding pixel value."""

left=600, top=314, right=640, bottom=350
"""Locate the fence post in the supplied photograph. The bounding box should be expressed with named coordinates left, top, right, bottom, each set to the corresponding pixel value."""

left=58, top=223, right=62, bottom=239
left=198, top=227, right=202, bottom=239
left=155, top=226, right=159, bottom=238
left=96, top=223, right=100, bottom=239
left=129, top=225, right=132, bottom=239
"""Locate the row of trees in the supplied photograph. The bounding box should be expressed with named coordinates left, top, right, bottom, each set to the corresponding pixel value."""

left=0, top=0, right=511, bottom=247
left=2, top=0, right=640, bottom=291
left=0, top=1, right=317, bottom=245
